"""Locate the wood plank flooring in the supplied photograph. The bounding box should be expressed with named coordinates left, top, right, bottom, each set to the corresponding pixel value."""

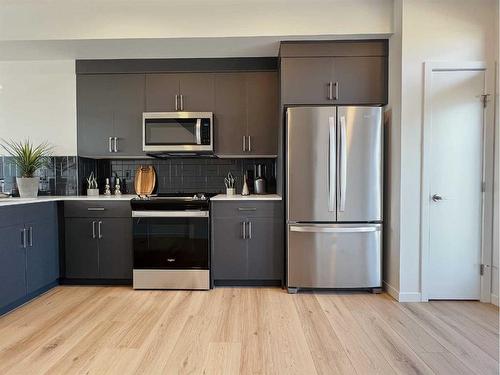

left=0, top=286, right=498, bottom=375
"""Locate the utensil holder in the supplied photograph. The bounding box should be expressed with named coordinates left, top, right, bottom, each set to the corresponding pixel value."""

left=87, top=188, right=99, bottom=196
left=226, top=188, right=236, bottom=196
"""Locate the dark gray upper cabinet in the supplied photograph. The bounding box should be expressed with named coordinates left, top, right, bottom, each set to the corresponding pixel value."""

left=145, top=73, right=179, bottom=111
left=281, top=58, right=334, bottom=105
left=211, top=201, right=283, bottom=284
left=77, top=74, right=146, bottom=158
left=63, top=202, right=133, bottom=281
left=246, top=72, right=279, bottom=156
left=145, top=73, right=215, bottom=112
left=214, top=73, right=247, bottom=156
left=214, top=72, right=278, bottom=156
left=280, top=41, right=388, bottom=105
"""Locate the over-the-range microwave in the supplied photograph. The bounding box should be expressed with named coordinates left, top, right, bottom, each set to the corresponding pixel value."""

left=142, top=112, right=213, bottom=156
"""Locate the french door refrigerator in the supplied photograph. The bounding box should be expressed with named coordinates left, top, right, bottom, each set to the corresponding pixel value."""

left=286, top=106, right=383, bottom=293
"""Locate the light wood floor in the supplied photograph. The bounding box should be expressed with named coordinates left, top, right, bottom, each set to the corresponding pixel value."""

left=0, top=287, right=498, bottom=375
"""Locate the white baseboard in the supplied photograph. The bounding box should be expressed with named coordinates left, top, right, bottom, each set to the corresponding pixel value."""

left=383, top=281, right=422, bottom=302
left=491, top=293, right=499, bottom=306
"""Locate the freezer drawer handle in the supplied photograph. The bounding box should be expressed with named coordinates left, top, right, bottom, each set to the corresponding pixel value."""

left=290, top=226, right=380, bottom=233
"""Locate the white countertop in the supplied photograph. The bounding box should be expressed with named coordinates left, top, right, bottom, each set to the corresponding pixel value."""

left=0, top=195, right=137, bottom=207
left=211, top=194, right=282, bottom=201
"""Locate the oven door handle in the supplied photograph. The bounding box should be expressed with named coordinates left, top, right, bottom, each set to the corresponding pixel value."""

left=132, top=210, right=209, bottom=218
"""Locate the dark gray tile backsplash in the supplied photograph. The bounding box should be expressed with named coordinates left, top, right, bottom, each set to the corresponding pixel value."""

left=0, top=155, right=276, bottom=196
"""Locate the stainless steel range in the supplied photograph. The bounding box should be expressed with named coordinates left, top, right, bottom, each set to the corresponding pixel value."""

left=131, top=193, right=213, bottom=290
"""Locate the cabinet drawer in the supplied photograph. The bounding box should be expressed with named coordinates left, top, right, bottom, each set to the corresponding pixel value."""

left=211, top=201, right=282, bottom=218
left=64, top=201, right=131, bottom=218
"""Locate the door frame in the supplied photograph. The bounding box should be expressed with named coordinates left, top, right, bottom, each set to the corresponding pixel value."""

left=420, top=61, right=490, bottom=302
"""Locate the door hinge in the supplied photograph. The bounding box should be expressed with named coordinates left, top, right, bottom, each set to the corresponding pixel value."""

left=480, top=264, right=484, bottom=276
left=481, top=181, right=486, bottom=192
left=481, top=94, right=490, bottom=108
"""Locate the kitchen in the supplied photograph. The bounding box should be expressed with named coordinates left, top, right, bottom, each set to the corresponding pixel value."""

left=0, top=1, right=498, bottom=374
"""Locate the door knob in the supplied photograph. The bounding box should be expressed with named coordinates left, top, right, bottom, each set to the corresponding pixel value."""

left=432, top=194, right=443, bottom=202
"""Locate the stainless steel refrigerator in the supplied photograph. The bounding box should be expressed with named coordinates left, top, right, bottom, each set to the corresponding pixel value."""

left=286, top=106, right=383, bottom=293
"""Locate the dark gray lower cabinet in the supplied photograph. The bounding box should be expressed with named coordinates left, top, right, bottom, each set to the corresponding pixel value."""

left=64, top=202, right=132, bottom=281
left=0, top=202, right=59, bottom=315
left=65, top=218, right=99, bottom=279
left=212, top=201, right=284, bottom=285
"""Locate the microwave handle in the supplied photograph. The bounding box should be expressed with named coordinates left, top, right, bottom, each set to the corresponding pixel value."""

left=195, top=119, right=202, bottom=145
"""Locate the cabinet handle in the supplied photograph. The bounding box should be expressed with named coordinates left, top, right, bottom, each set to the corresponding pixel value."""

left=21, top=228, right=26, bottom=248
left=248, top=135, right=252, bottom=152
left=180, top=94, right=184, bottom=111
left=241, top=221, right=246, bottom=239
left=334, top=81, right=339, bottom=100
left=87, top=207, right=105, bottom=211
left=175, top=94, right=179, bottom=111
left=328, top=82, right=333, bottom=100
left=242, top=136, right=246, bottom=152
left=108, top=137, right=113, bottom=153
left=28, top=226, right=33, bottom=247
left=98, top=221, right=103, bottom=239
left=113, top=137, right=118, bottom=152
left=248, top=221, right=252, bottom=239
left=238, top=207, right=257, bottom=211
left=92, top=221, right=96, bottom=239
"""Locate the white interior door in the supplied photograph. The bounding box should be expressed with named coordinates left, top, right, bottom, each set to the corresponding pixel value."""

left=427, top=69, right=485, bottom=300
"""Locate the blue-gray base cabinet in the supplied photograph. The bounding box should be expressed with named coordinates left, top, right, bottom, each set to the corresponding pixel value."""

left=63, top=201, right=133, bottom=284
left=211, top=201, right=284, bottom=286
left=0, top=202, right=59, bottom=316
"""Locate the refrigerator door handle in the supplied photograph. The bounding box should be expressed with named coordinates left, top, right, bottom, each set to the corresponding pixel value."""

left=290, top=225, right=380, bottom=233
left=339, top=115, right=347, bottom=212
left=328, top=116, right=336, bottom=212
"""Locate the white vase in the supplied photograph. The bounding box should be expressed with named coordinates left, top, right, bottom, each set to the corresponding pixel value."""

left=16, top=177, right=40, bottom=198
left=226, top=187, right=236, bottom=196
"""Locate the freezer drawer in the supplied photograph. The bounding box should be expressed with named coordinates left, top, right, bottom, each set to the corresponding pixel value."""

left=287, top=223, right=382, bottom=289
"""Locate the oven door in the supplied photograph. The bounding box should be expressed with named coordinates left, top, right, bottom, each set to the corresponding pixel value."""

left=133, top=211, right=209, bottom=270
left=142, top=112, right=213, bottom=152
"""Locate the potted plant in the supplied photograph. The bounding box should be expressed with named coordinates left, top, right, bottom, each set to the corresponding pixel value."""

left=1, top=139, right=52, bottom=198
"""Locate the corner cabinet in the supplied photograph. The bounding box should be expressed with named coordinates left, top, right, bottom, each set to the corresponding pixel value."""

left=211, top=200, right=284, bottom=286
left=63, top=201, right=133, bottom=282
left=0, top=203, right=59, bottom=316
left=214, top=72, right=278, bottom=157
left=77, top=74, right=146, bottom=158
left=280, top=41, right=388, bottom=105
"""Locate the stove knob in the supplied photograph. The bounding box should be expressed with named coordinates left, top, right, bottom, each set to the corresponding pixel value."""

left=201, top=194, right=206, bottom=200
left=192, top=194, right=198, bottom=200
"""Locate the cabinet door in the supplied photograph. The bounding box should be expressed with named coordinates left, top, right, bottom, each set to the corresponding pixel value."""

left=77, top=75, right=115, bottom=157
left=332, top=57, right=387, bottom=105
left=145, top=74, right=179, bottom=111
left=65, top=218, right=99, bottom=279
left=26, top=203, right=59, bottom=293
left=247, top=218, right=283, bottom=280
left=178, top=73, right=215, bottom=111
left=281, top=57, right=334, bottom=105
left=246, top=72, right=278, bottom=156
left=113, top=74, right=146, bottom=156
left=214, top=73, right=247, bottom=156
left=0, top=224, right=26, bottom=309
left=98, top=218, right=133, bottom=279
left=212, top=217, right=248, bottom=280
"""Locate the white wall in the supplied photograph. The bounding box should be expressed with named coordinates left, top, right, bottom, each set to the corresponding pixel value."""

left=0, top=0, right=392, bottom=41
left=390, top=0, right=499, bottom=300
left=0, top=60, right=77, bottom=155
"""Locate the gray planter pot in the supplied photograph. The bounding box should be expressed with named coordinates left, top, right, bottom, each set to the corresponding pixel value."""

left=16, top=177, right=40, bottom=198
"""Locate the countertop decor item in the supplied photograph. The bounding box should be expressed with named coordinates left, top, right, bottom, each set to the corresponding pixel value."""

left=241, top=173, right=250, bottom=196
left=224, top=172, right=235, bottom=196
left=114, top=178, right=122, bottom=195
left=134, top=165, right=156, bottom=197
left=104, top=178, right=111, bottom=196
left=1, top=138, right=52, bottom=198
left=254, top=164, right=267, bottom=195
left=86, top=171, right=99, bottom=196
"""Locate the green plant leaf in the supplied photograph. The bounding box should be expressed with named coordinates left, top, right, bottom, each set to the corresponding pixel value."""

left=1, top=138, right=53, bottom=178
